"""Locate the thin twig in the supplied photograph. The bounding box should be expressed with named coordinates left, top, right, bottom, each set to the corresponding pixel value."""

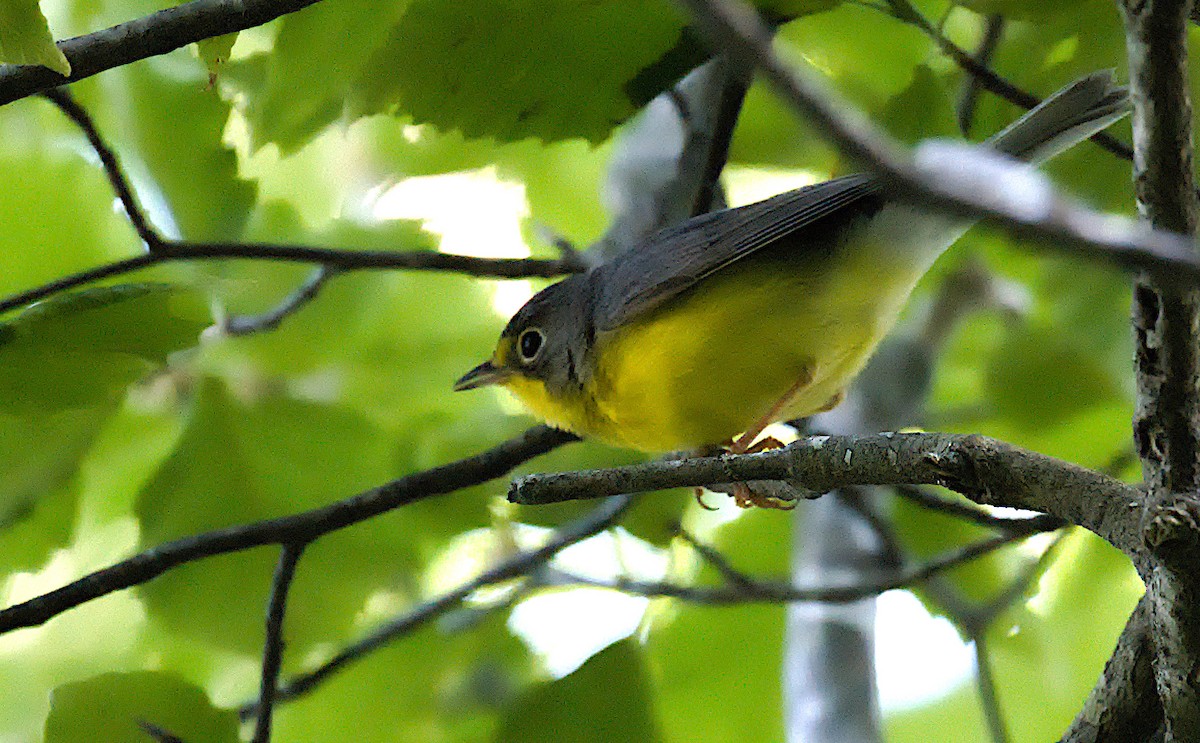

left=252, top=542, right=307, bottom=743
left=222, top=266, right=337, bottom=336
left=39, top=88, right=159, bottom=247
left=956, top=15, right=1005, bottom=138
left=677, top=529, right=759, bottom=588
left=0, top=426, right=577, bottom=635
left=0, top=245, right=576, bottom=316
left=239, top=495, right=632, bottom=718
left=883, top=0, right=1132, bottom=160
left=892, top=484, right=1066, bottom=533
left=566, top=525, right=1055, bottom=605
left=972, top=633, right=1012, bottom=743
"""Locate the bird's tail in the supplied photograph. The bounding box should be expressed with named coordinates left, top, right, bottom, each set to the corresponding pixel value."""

left=986, top=71, right=1129, bottom=164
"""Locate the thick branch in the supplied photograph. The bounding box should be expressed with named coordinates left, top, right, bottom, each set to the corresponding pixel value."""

left=511, top=433, right=1139, bottom=548
left=1121, top=0, right=1200, bottom=738
left=0, top=426, right=576, bottom=634
left=0, top=0, right=325, bottom=107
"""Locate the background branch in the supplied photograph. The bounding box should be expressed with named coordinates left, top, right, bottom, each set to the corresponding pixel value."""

left=251, top=542, right=307, bottom=743
left=0, top=426, right=576, bottom=635
left=240, top=494, right=633, bottom=718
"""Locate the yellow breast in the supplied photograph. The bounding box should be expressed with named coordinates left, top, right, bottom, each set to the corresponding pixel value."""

left=502, top=233, right=929, bottom=453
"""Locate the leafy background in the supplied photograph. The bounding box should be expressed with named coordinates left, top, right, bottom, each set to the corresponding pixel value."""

left=0, top=0, right=1163, bottom=740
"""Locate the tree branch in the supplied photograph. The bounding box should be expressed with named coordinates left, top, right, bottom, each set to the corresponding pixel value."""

left=220, top=266, right=337, bottom=336
left=560, top=521, right=1058, bottom=605
left=677, top=0, right=1200, bottom=290
left=0, top=426, right=576, bottom=635
left=510, top=432, right=1138, bottom=548
left=240, top=495, right=632, bottom=717
left=1120, top=0, right=1200, bottom=738
left=0, top=0, right=326, bottom=107
left=251, top=542, right=306, bottom=743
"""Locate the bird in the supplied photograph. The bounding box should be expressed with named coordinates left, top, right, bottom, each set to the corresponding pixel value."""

left=455, top=71, right=1128, bottom=507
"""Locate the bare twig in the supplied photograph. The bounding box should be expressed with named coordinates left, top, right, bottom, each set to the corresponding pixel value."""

left=893, top=484, right=1066, bottom=534
left=39, top=88, right=158, bottom=247
left=973, top=633, right=1011, bottom=743
left=0, top=426, right=577, bottom=635
left=955, top=14, right=1004, bottom=138
left=239, top=495, right=632, bottom=718
left=562, top=522, right=1055, bottom=605
left=883, top=0, right=1132, bottom=160
left=677, top=529, right=759, bottom=588
left=252, top=542, right=306, bottom=743
left=0, top=0, right=326, bottom=107
left=221, top=266, right=337, bottom=336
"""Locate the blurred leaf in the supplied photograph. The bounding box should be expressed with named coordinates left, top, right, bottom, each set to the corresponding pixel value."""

left=884, top=683, right=989, bottom=743
left=0, top=0, right=69, bottom=74
left=0, top=405, right=111, bottom=574
left=878, top=64, right=957, bottom=144
left=44, top=671, right=238, bottom=743
left=985, top=324, right=1122, bottom=427
left=354, top=0, right=687, bottom=144
left=136, top=378, right=410, bottom=656
left=890, top=492, right=1027, bottom=609
left=0, top=135, right=139, bottom=298
left=496, top=640, right=662, bottom=743
left=0, top=284, right=209, bottom=414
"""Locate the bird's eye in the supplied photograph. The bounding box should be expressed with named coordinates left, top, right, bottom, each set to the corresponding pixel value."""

left=518, top=328, right=544, bottom=363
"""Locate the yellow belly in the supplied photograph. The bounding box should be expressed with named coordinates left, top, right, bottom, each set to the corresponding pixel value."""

left=504, top=237, right=929, bottom=453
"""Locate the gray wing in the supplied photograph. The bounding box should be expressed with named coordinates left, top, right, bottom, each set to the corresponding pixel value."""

left=593, top=174, right=883, bottom=331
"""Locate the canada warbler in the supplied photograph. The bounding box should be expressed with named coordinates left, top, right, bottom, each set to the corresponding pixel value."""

left=456, top=72, right=1127, bottom=459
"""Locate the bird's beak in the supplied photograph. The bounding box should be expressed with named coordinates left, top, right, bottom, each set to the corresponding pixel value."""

left=454, top=360, right=509, bottom=391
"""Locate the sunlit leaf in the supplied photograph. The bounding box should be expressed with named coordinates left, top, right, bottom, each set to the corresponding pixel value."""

left=0, top=0, right=69, bottom=74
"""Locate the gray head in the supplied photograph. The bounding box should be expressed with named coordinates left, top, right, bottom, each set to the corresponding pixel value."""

left=453, top=274, right=594, bottom=396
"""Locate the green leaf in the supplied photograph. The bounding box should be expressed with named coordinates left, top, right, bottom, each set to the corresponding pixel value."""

left=0, top=284, right=209, bottom=414
left=241, top=0, right=412, bottom=152
left=44, top=671, right=239, bottom=743
left=496, top=641, right=662, bottom=743
left=135, top=378, right=413, bottom=656
left=354, top=0, right=688, bottom=144
left=0, top=0, right=69, bottom=74
left=0, top=405, right=113, bottom=574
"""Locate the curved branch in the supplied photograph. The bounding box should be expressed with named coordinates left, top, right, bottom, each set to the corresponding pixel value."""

left=0, top=0, right=326, bottom=107
left=510, top=432, right=1140, bottom=549
left=0, top=426, right=577, bottom=635
left=679, top=0, right=1200, bottom=290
